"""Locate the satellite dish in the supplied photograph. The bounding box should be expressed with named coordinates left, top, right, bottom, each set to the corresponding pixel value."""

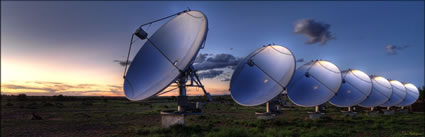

left=287, top=60, right=342, bottom=107
left=397, top=83, right=420, bottom=106
left=358, top=76, right=392, bottom=107
left=123, top=10, right=208, bottom=101
left=329, top=69, right=372, bottom=107
left=380, top=80, right=407, bottom=107
left=230, top=45, right=296, bottom=106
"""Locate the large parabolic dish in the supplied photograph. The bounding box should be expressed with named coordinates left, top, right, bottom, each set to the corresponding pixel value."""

left=230, top=45, right=296, bottom=106
left=124, top=11, right=208, bottom=101
left=329, top=69, right=372, bottom=107
left=287, top=60, right=342, bottom=107
left=358, top=76, right=392, bottom=107
left=380, top=80, right=407, bottom=107
left=398, top=83, right=420, bottom=106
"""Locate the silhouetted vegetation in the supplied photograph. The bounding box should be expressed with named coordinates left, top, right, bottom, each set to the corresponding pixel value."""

left=16, top=94, right=27, bottom=101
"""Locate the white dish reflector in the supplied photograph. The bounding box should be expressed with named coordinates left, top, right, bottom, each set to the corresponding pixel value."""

left=124, top=11, right=208, bottom=101
left=329, top=69, right=372, bottom=107
left=230, top=45, right=296, bottom=106
left=287, top=60, right=342, bottom=107
left=358, top=76, right=392, bottom=107
left=397, top=83, right=419, bottom=106
left=380, top=80, right=407, bottom=107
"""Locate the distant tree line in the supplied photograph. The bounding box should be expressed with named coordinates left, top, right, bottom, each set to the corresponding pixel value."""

left=1, top=86, right=424, bottom=103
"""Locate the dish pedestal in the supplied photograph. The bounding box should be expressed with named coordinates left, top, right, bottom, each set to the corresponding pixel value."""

left=397, top=106, right=409, bottom=113
left=367, top=111, right=380, bottom=117
left=342, top=111, right=357, bottom=117
left=255, top=100, right=281, bottom=120
left=308, top=112, right=325, bottom=120
left=160, top=110, right=201, bottom=128
left=308, top=106, right=325, bottom=120
left=383, top=110, right=395, bottom=115
left=160, top=111, right=185, bottom=128
left=255, top=112, right=276, bottom=120
left=397, top=109, right=409, bottom=113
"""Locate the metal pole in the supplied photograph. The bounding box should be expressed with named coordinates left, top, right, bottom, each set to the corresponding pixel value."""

left=138, top=11, right=185, bottom=28
left=315, top=106, right=319, bottom=113
left=266, top=102, right=270, bottom=113
left=191, top=67, right=212, bottom=101
left=177, top=75, right=187, bottom=112
left=123, top=34, right=135, bottom=78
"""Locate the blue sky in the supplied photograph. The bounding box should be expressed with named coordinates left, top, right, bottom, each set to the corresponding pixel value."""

left=1, top=1, right=424, bottom=96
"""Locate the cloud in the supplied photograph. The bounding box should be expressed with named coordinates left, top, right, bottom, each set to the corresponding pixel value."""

left=26, top=81, right=74, bottom=90
left=113, top=60, right=131, bottom=67
left=192, top=53, right=243, bottom=81
left=194, top=53, right=208, bottom=64
left=32, top=81, right=63, bottom=85
left=1, top=81, right=123, bottom=96
left=296, top=58, right=304, bottom=62
left=218, top=71, right=233, bottom=82
left=294, top=19, right=334, bottom=45
left=108, top=85, right=122, bottom=89
left=77, top=84, right=98, bottom=88
left=3, top=84, right=57, bottom=93
left=198, top=70, right=224, bottom=79
left=386, top=44, right=409, bottom=55
left=193, top=53, right=242, bottom=71
left=221, top=78, right=231, bottom=82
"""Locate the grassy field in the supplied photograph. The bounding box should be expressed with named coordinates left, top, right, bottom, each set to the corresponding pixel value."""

left=1, top=95, right=424, bottom=137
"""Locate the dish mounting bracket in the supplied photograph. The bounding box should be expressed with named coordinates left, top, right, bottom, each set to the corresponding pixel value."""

left=174, top=66, right=212, bottom=113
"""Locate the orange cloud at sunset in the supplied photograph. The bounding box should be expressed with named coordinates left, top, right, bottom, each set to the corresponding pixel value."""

left=1, top=80, right=230, bottom=97
left=1, top=81, right=123, bottom=96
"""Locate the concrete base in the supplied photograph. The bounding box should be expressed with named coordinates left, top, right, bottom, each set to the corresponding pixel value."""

left=308, top=112, right=325, bottom=120
left=160, top=113, right=185, bottom=128
left=367, top=111, right=380, bottom=117
left=397, top=109, right=409, bottom=114
left=255, top=112, right=276, bottom=120
left=342, top=111, right=357, bottom=117
left=160, top=111, right=201, bottom=128
left=383, top=110, right=395, bottom=115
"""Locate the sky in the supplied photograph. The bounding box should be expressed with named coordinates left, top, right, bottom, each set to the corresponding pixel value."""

left=1, top=1, right=424, bottom=97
